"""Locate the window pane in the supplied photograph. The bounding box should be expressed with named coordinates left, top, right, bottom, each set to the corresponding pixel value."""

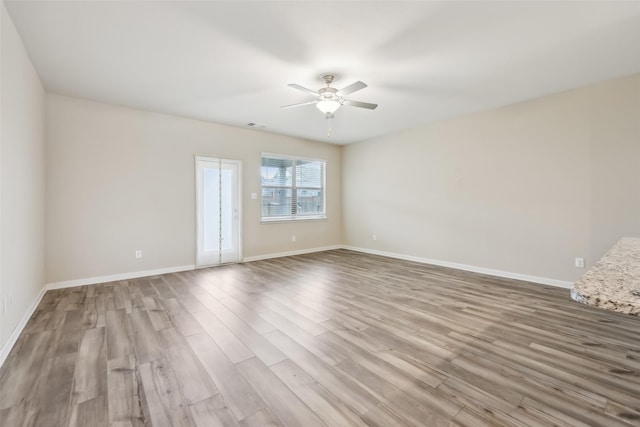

left=296, top=160, right=323, bottom=189
left=261, top=158, right=292, bottom=187
left=296, top=189, right=323, bottom=215
left=261, top=154, right=325, bottom=220
left=262, top=188, right=292, bottom=216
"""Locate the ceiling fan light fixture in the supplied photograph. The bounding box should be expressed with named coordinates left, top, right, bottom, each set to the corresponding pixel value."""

left=316, top=99, right=341, bottom=114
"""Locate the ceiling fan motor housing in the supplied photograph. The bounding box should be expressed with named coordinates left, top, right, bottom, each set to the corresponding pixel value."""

left=319, top=87, right=340, bottom=102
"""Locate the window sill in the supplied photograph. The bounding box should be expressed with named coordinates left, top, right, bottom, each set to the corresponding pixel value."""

left=261, top=216, right=327, bottom=224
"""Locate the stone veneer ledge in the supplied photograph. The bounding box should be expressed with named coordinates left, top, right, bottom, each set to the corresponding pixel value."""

left=571, top=237, right=640, bottom=316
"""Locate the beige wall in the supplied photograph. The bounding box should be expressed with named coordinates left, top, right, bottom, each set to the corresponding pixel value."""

left=45, top=95, right=342, bottom=283
left=343, top=74, right=640, bottom=283
left=1, top=2, right=46, bottom=349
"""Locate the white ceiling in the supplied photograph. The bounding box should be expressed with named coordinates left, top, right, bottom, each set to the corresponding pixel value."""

left=5, top=1, right=640, bottom=144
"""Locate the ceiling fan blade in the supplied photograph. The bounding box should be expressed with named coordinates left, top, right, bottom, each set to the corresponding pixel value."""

left=288, top=84, right=319, bottom=96
left=337, top=81, right=367, bottom=96
left=280, top=100, right=318, bottom=109
left=343, top=99, right=378, bottom=110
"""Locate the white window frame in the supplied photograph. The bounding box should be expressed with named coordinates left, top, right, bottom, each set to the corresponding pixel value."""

left=261, top=153, right=327, bottom=222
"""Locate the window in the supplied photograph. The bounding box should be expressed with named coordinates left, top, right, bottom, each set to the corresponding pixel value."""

left=261, top=154, right=326, bottom=221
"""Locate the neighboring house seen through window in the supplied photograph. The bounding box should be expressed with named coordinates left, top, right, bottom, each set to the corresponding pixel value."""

left=261, top=154, right=326, bottom=221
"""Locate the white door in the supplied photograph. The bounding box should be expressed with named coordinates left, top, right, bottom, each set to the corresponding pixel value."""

left=195, top=156, right=241, bottom=267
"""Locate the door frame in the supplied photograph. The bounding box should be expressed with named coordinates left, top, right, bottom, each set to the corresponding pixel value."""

left=194, top=155, right=243, bottom=268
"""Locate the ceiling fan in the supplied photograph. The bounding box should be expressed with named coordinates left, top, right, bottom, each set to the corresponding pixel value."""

left=282, top=74, right=378, bottom=119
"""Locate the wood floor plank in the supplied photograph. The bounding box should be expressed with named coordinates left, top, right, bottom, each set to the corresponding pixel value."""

left=375, top=349, right=447, bottom=388
left=31, top=351, right=77, bottom=427
left=264, top=329, right=378, bottom=416
left=129, top=309, right=164, bottom=364
left=138, top=359, right=195, bottom=427
left=270, top=358, right=369, bottom=427
left=451, top=354, right=631, bottom=427
left=451, top=331, right=637, bottom=410
left=0, top=401, right=37, bottom=427
left=603, top=400, right=640, bottom=425
left=217, top=295, right=277, bottom=334
left=267, top=285, right=352, bottom=321
left=238, top=408, right=284, bottom=427
left=331, top=327, right=390, bottom=353
left=2, top=249, right=640, bottom=427
left=95, top=294, right=107, bottom=328
left=112, top=283, right=129, bottom=312
left=319, top=330, right=463, bottom=419
left=67, top=394, right=108, bottom=427
left=150, top=278, right=177, bottom=300
left=54, top=311, right=87, bottom=356
left=334, top=357, right=452, bottom=427
left=136, top=279, right=159, bottom=299
left=70, top=326, right=107, bottom=405
left=260, top=310, right=345, bottom=366
left=193, top=309, right=254, bottom=363
left=162, top=276, right=208, bottom=314
left=186, top=332, right=266, bottom=421
left=212, top=308, right=287, bottom=366
left=142, top=295, right=171, bottom=331
left=189, top=394, right=240, bottom=427
left=236, top=357, right=327, bottom=427
left=185, top=285, right=229, bottom=315
left=449, top=406, right=512, bottom=427
left=22, top=306, right=52, bottom=335
left=514, top=397, right=596, bottom=427
left=107, top=354, right=145, bottom=427
left=125, top=284, right=146, bottom=312
left=436, top=377, right=519, bottom=415
left=162, top=298, right=204, bottom=337
left=159, top=328, right=218, bottom=405
left=106, top=309, right=135, bottom=360
left=361, top=402, right=414, bottom=427
left=261, top=292, right=331, bottom=325
left=43, top=302, right=67, bottom=331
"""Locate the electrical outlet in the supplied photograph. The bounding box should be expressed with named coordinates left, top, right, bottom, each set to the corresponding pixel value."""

left=575, top=257, right=585, bottom=268
left=291, top=235, right=296, bottom=242
left=135, top=250, right=142, bottom=259
left=372, top=234, right=377, bottom=241
left=251, top=192, right=258, bottom=200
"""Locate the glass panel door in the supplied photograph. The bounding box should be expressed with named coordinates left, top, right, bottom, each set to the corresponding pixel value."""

left=196, top=156, right=241, bottom=267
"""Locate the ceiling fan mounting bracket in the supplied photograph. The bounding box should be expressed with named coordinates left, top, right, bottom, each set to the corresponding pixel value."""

left=322, top=74, right=335, bottom=86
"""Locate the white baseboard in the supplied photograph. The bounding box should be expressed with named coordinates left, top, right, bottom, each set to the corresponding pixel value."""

left=342, top=245, right=573, bottom=289
left=46, top=264, right=195, bottom=290
left=0, top=284, right=47, bottom=368
left=243, top=245, right=343, bottom=263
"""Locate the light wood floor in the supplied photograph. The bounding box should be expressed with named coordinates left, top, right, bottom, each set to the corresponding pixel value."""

left=1, top=249, right=639, bottom=426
